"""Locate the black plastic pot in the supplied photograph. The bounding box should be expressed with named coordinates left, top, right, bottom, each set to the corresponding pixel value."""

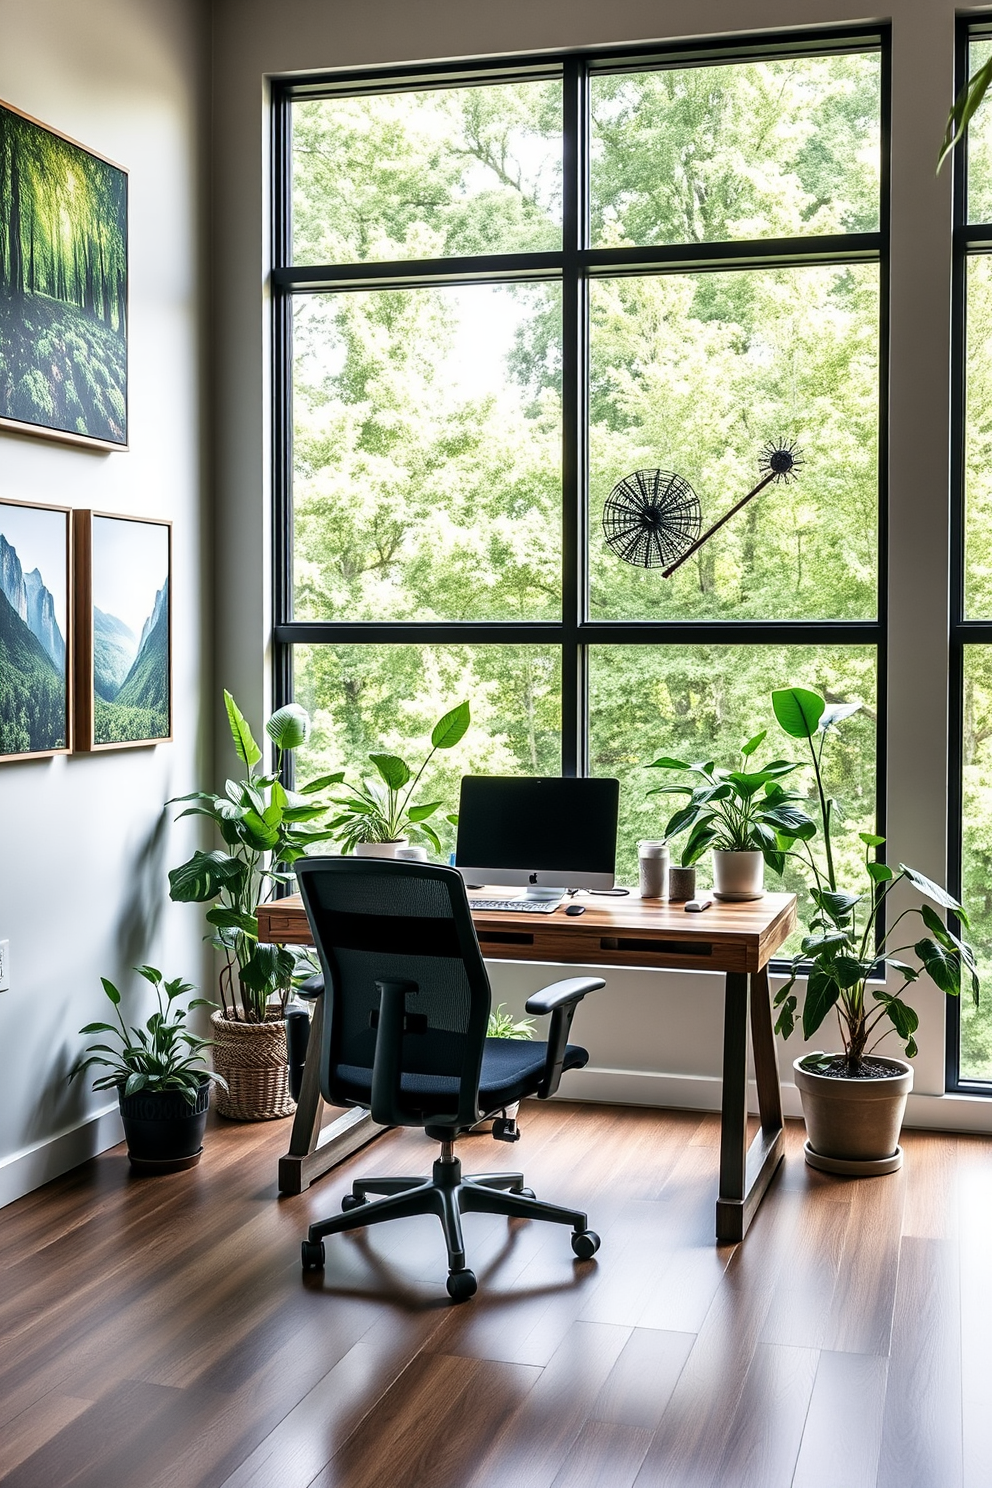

left=118, top=1080, right=210, bottom=1173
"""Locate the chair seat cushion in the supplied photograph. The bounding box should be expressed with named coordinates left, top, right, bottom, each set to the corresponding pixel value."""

left=334, top=1036, right=588, bottom=1116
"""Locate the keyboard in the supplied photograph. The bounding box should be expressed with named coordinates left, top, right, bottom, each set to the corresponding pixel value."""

left=469, top=897, right=566, bottom=914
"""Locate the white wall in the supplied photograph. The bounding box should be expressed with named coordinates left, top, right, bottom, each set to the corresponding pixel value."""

left=209, top=0, right=992, bottom=1136
left=0, top=0, right=210, bottom=1206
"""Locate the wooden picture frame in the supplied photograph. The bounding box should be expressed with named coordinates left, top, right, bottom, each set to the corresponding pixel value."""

left=0, top=496, right=72, bottom=762
left=73, top=511, right=172, bottom=751
left=0, top=99, right=128, bottom=450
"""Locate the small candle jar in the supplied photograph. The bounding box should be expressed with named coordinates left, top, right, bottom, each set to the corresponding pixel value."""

left=638, top=840, right=670, bottom=900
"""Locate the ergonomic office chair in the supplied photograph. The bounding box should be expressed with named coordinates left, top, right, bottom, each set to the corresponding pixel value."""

left=293, top=856, right=604, bottom=1301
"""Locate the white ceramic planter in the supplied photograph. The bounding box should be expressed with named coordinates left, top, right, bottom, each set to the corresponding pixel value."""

left=712, top=849, right=765, bottom=901
left=793, top=1054, right=913, bottom=1175
left=353, top=839, right=409, bottom=859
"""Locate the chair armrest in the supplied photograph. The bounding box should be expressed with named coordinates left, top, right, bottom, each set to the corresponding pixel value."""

left=296, top=975, right=324, bottom=1000
left=525, top=976, right=605, bottom=1016
left=526, top=976, right=605, bottom=1099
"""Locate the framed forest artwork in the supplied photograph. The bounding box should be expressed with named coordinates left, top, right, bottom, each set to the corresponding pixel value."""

left=73, top=512, right=171, bottom=751
left=0, top=100, right=127, bottom=449
left=0, top=497, right=72, bottom=762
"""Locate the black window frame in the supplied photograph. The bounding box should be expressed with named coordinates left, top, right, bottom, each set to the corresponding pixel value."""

left=948, top=13, right=992, bottom=1095
left=270, top=25, right=890, bottom=960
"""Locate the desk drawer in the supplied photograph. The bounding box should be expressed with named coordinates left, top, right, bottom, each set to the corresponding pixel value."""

left=475, top=926, right=749, bottom=972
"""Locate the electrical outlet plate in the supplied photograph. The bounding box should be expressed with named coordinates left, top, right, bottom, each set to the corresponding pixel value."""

left=0, top=940, right=9, bottom=992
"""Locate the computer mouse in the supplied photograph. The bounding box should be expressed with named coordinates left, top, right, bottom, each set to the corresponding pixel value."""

left=564, top=904, right=586, bottom=916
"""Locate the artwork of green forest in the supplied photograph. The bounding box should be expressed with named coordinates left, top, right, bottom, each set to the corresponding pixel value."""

left=284, top=53, right=992, bottom=1077
left=0, top=103, right=126, bottom=445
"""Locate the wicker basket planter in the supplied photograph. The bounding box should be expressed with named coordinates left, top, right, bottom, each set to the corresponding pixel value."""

left=210, top=1010, right=295, bottom=1121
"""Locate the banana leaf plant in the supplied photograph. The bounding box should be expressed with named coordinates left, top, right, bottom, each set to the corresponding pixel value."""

left=328, top=700, right=470, bottom=854
left=646, top=733, right=814, bottom=866
left=69, top=966, right=221, bottom=1101
left=168, top=691, right=342, bottom=1022
left=770, top=686, right=980, bottom=1074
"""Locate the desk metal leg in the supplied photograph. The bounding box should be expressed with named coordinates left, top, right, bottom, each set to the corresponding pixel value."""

left=715, top=966, right=785, bottom=1244
left=278, top=993, right=387, bottom=1196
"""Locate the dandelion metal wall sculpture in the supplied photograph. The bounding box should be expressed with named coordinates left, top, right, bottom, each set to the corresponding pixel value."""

left=601, top=469, right=702, bottom=569
left=602, top=438, right=805, bottom=577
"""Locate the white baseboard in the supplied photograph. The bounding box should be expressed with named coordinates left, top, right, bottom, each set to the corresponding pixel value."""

left=559, top=1065, right=992, bottom=1137
left=0, top=1103, right=124, bottom=1211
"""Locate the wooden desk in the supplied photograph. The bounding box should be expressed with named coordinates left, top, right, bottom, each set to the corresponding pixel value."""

left=257, top=889, right=796, bottom=1243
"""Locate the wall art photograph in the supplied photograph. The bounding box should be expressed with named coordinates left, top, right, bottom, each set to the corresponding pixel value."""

left=0, top=497, right=71, bottom=761
left=0, top=100, right=127, bottom=448
left=74, top=512, right=171, bottom=750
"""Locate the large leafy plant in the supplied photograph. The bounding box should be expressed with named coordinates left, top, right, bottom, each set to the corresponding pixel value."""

left=329, top=701, right=470, bottom=854
left=69, top=966, right=220, bottom=1101
left=771, top=686, right=980, bottom=1072
left=647, top=734, right=814, bottom=866
left=169, top=691, right=342, bottom=1022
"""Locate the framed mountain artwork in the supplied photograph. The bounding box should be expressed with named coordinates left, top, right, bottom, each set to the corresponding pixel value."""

left=0, top=100, right=127, bottom=449
left=0, top=497, right=72, bottom=761
left=73, top=512, right=171, bottom=750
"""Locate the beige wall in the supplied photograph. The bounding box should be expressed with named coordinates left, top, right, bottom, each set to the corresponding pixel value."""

left=0, top=0, right=210, bottom=1204
left=207, top=0, right=990, bottom=1131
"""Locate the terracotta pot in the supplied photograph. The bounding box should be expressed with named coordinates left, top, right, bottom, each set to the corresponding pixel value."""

left=353, top=839, right=409, bottom=859
left=210, top=1010, right=295, bottom=1121
left=793, top=1054, right=913, bottom=1175
left=712, top=849, right=765, bottom=901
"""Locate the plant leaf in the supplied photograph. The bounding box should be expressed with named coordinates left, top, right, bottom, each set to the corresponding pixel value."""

left=431, top=700, right=471, bottom=750
left=859, top=832, right=886, bottom=847
left=407, top=802, right=441, bottom=822
left=771, top=686, right=824, bottom=741
left=802, top=966, right=842, bottom=1039
left=298, top=772, right=345, bottom=795
left=900, top=865, right=967, bottom=926
left=266, top=702, right=310, bottom=751
left=939, top=54, right=992, bottom=171
left=224, top=690, right=262, bottom=771
left=867, top=861, right=894, bottom=883
left=369, top=753, right=412, bottom=790
left=740, top=730, right=767, bottom=757
left=915, top=937, right=960, bottom=996
left=819, top=701, right=861, bottom=731
left=169, top=850, right=247, bottom=903
left=647, top=755, right=691, bottom=770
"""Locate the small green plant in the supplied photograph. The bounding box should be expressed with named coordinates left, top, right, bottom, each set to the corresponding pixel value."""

left=487, top=1003, right=537, bottom=1039
left=646, top=734, right=814, bottom=866
left=770, top=686, right=981, bottom=1072
left=69, top=966, right=220, bottom=1100
left=329, top=701, right=471, bottom=854
left=169, top=691, right=343, bottom=1022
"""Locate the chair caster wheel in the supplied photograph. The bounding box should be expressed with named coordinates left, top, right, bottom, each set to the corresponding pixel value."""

left=571, top=1230, right=600, bottom=1260
left=301, top=1239, right=325, bottom=1271
left=341, top=1193, right=366, bottom=1212
left=517, top=1187, right=535, bottom=1199
left=446, top=1268, right=478, bottom=1302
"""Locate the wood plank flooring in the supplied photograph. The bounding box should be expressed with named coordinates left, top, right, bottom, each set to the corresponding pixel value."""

left=1, top=1101, right=989, bottom=1488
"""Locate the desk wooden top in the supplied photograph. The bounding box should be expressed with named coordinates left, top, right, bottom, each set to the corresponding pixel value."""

left=257, top=889, right=796, bottom=976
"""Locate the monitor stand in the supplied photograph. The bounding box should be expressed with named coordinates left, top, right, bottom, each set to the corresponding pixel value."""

left=523, top=885, right=566, bottom=902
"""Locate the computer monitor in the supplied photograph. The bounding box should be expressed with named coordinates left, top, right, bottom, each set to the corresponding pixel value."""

left=454, top=776, right=620, bottom=898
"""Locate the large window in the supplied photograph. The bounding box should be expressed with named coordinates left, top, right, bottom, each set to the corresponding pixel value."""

left=273, top=31, right=886, bottom=944
left=952, top=21, right=992, bottom=1088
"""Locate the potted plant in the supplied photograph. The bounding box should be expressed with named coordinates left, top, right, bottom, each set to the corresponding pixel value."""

left=69, top=966, right=221, bottom=1173
left=646, top=734, right=814, bottom=900
left=168, top=691, right=342, bottom=1120
left=770, top=685, right=981, bottom=1174
left=329, top=700, right=470, bottom=858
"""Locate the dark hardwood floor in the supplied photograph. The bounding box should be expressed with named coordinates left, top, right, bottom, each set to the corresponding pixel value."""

left=1, top=1101, right=989, bottom=1488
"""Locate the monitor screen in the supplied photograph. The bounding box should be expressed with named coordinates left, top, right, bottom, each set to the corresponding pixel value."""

left=454, top=776, right=619, bottom=891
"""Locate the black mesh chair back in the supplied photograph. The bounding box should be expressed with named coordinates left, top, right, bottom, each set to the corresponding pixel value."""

left=294, top=857, right=491, bottom=1131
